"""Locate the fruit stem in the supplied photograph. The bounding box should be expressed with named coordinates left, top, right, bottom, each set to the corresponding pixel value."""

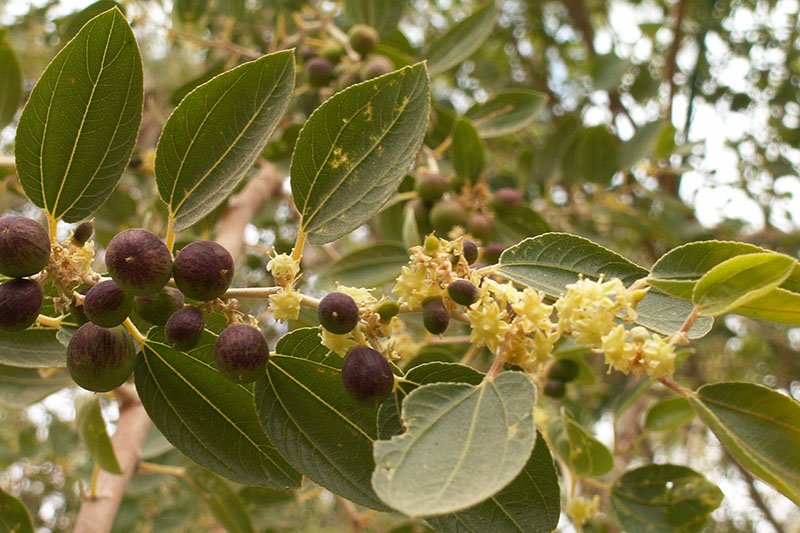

left=89, top=464, right=100, bottom=499
left=291, top=227, right=307, bottom=262
left=658, top=376, right=691, bottom=397
left=47, top=214, right=58, bottom=244
left=137, top=462, right=186, bottom=477
left=122, top=318, right=147, bottom=346
left=165, top=213, right=176, bottom=253
left=579, top=476, right=611, bottom=492
left=36, top=314, right=64, bottom=329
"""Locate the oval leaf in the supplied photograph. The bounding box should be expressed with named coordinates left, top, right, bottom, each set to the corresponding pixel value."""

left=692, top=252, right=795, bottom=316
left=0, top=365, right=72, bottom=409
left=426, top=1, right=496, bottom=77
left=156, top=50, right=295, bottom=231
left=253, top=327, right=391, bottom=511
left=491, top=204, right=550, bottom=246
left=291, top=63, right=430, bottom=244
left=0, top=30, right=22, bottom=129
left=0, top=329, right=67, bottom=368
left=452, top=117, right=484, bottom=184
left=319, top=242, right=409, bottom=288
left=134, top=329, right=301, bottom=488
left=497, top=233, right=713, bottom=338
left=566, top=126, right=619, bottom=184
left=344, top=0, right=403, bottom=36
left=619, top=119, right=667, bottom=168
left=549, top=412, right=613, bottom=477
left=0, top=488, right=34, bottom=533
left=184, top=466, right=255, bottom=533
left=372, top=372, right=537, bottom=517
left=689, top=381, right=800, bottom=505
left=15, top=8, right=143, bottom=222
left=733, top=287, right=800, bottom=326
left=645, top=397, right=695, bottom=432
left=465, top=90, right=547, bottom=138
left=75, top=394, right=122, bottom=474
left=610, top=464, right=723, bottom=533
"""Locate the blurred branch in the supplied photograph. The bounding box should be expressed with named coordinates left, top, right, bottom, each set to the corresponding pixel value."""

left=0, top=155, right=14, bottom=168
left=729, top=455, right=786, bottom=533
left=664, top=0, right=690, bottom=120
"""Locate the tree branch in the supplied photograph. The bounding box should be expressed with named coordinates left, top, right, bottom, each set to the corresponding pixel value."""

left=730, top=457, right=786, bottom=533
left=664, top=0, right=690, bottom=120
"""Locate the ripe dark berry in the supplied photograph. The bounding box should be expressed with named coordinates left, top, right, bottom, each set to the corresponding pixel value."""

left=548, top=359, right=580, bottom=382
left=361, top=55, right=394, bottom=79
left=448, top=280, right=479, bottom=306
left=466, top=212, right=494, bottom=241
left=0, top=279, right=43, bottom=332
left=462, top=241, right=479, bottom=265
left=214, top=324, right=270, bottom=384
left=543, top=379, right=566, bottom=399
left=341, top=346, right=394, bottom=403
left=422, top=297, right=449, bottom=335
left=415, top=172, right=449, bottom=203
left=318, top=292, right=360, bottom=334
left=72, top=221, right=94, bottom=246
left=105, top=229, right=173, bottom=296
left=376, top=300, right=400, bottom=322
left=67, top=323, right=136, bottom=392
left=492, top=188, right=524, bottom=209
left=348, top=24, right=379, bottom=56
left=0, top=216, right=50, bottom=278
left=306, top=57, right=333, bottom=87
left=83, top=280, right=133, bottom=328
left=173, top=241, right=234, bottom=301
left=482, top=243, right=505, bottom=265
left=165, top=306, right=205, bottom=351
left=134, top=287, right=185, bottom=326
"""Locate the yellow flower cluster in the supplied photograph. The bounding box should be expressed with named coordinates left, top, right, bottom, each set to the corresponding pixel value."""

left=266, top=251, right=300, bottom=287
left=268, top=286, right=302, bottom=322
left=601, top=325, right=677, bottom=378
left=392, top=237, right=465, bottom=308
left=565, top=495, right=600, bottom=525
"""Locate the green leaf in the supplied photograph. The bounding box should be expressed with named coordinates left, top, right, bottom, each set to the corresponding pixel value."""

left=537, top=115, right=579, bottom=182
left=619, top=119, right=667, bottom=168
left=372, top=372, right=537, bottom=516
left=613, top=378, right=654, bottom=418
left=402, top=202, right=421, bottom=249
left=645, top=397, right=694, bottom=432
left=0, top=365, right=72, bottom=409
left=63, top=1, right=123, bottom=39
left=689, top=381, right=800, bottom=505
left=15, top=8, right=143, bottom=223
left=0, top=328, right=67, bottom=368
left=344, top=0, right=403, bottom=36
left=452, top=117, right=484, bottom=184
left=497, top=233, right=713, bottom=338
left=0, top=488, right=34, bottom=533
left=692, top=252, right=795, bottom=316
left=491, top=205, right=550, bottom=246
left=253, top=328, right=391, bottom=511
left=291, top=63, right=430, bottom=245
left=169, top=60, right=226, bottom=106
left=610, top=464, right=723, bottom=533
left=426, top=431, right=560, bottom=533
left=564, top=126, right=619, bottom=184
left=183, top=466, right=255, bottom=533
left=464, top=90, right=547, bottom=138
left=319, top=242, right=408, bottom=288
left=0, top=30, right=22, bottom=129
left=156, top=50, right=294, bottom=231
left=733, top=288, right=800, bottom=326
left=426, top=1, right=496, bottom=77
left=134, top=328, right=301, bottom=488
left=590, top=53, right=630, bottom=92
left=75, top=394, right=122, bottom=474
left=549, top=412, right=613, bottom=477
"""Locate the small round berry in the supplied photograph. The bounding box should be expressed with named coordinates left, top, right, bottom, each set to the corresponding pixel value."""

left=543, top=379, right=566, bottom=399
left=318, top=292, right=360, bottom=334
left=548, top=359, right=580, bottom=383
left=361, top=55, right=394, bottom=79
left=415, top=172, right=449, bottom=203
left=348, top=24, right=379, bottom=56
left=462, top=241, right=479, bottom=265
left=67, top=323, right=136, bottom=392
left=341, top=346, right=394, bottom=403
left=165, top=307, right=205, bottom=351
left=422, top=297, right=449, bottom=335
left=448, top=280, right=479, bottom=306
left=320, top=42, right=345, bottom=64
left=0, top=279, right=43, bottom=332
left=173, top=241, right=234, bottom=301
left=214, top=324, right=270, bottom=384
left=134, top=287, right=185, bottom=326
left=72, top=221, right=94, bottom=246
left=492, top=188, right=525, bottom=209
left=306, top=57, right=334, bottom=87
left=466, top=212, right=494, bottom=241
left=83, top=280, right=133, bottom=328
left=0, top=216, right=50, bottom=278
left=376, top=300, right=400, bottom=322
left=482, top=243, right=506, bottom=265
left=429, top=199, right=467, bottom=236
left=105, top=229, right=173, bottom=296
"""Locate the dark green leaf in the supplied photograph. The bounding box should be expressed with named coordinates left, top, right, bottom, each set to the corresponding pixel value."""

left=135, top=328, right=301, bottom=488
left=549, top=412, right=613, bottom=477
left=0, top=328, right=66, bottom=368
left=0, top=30, right=22, bottom=129
left=0, top=365, right=72, bottom=409
left=565, top=126, right=619, bottom=185
left=253, top=328, right=391, bottom=511
left=76, top=394, right=122, bottom=474
left=319, top=242, right=408, bottom=288
left=610, top=464, right=723, bottom=533
left=156, top=50, right=295, bottom=231
left=0, top=488, right=34, bottom=533
left=183, top=466, right=255, bottom=533
left=63, top=1, right=123, bottom=39
left=344, top=0, right=404, bottom=36
left=619, top=119, right=667, bottom=168
left=452, top=117, right=484, bottom=184
left=590, top=54, right=629, bottom=92
left=426, top=1, right=497, bottom=76
left=291, top=63, right=430, bottom=244
left=645, top=397, right=694, bottom=432
left=491, top=205, right=550, bottom=246
left=465, top=90, right=547, bottom=138
left=689, top=381, right=800, bottom=505
left=16, top=8, right=143, bottom=222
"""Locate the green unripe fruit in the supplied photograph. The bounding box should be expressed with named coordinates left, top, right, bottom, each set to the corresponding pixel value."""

left=482, top=243, right=505, bottom=265
left=72, top=221, right=94, bottom=246
left=448, top=280, right=479, bottom=306
left=543, top=379, right=566, bottom=399
left=134, top=287, right=185, bottom=326
left=306, top=57, right=334, bottom=87
left=214, top=324, right=269, bottom=384
left=348, top=24, right=379, bottom=56
left=376, top=300, right=400, bottom=322
left=318, top=292, right=360, bottom=334
left=548, top=359, right=580, bottom=382
left=361, top=54, right=393, bottom=79
left=341, top=346, right=394, bottom=403
left=422, top=297, right=449, bottom=335
left=105, top=229, right=173, bottom=296
left=320, top=42, right=345, bottom=64
left=67, top=323, right=136, bottom=392
left=408, top=198, right=432, bottom=235
left=173, top=241, right=234, bottom=301
left=462, top=240, right=479, bottom=265
left=0, top=279, right=43, bottom=332
left=466, top=212, right=494, bottom=241
left=424, top=234, right=440, bottom=254
left=84, top=280, right=133, bottom=328
left=430, top=199, right=467, bottom=236
left=165, top=307, right=205, bottom=351
left=0, top=216, right=51, bottom=278
left=415, top=172, right=449, bottom=203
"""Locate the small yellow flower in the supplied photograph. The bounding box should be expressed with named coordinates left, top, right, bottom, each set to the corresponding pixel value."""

left=600, top=324, right=635, bottom=374
left=641, top=334, right=677, bottom=378
left=319, top=328, right=357, bottom=355
left=268, top=286, right=302, bottom=322
left=512, top=288, right=554, bottom=333
left=267, top=252, right=300, bottom=287
left=337, top=284, right=377, bottom=307
left=566, top=495, right=600, bottom=525
left=467, top=300, right=510, bottom=352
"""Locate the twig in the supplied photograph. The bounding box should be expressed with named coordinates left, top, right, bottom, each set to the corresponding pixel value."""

left=729, top=455, right=787, bottom=533
left=663, top=0, right=690, bottom=119
left=337, top=495, right=363, bottom=533
left=168, top=29, right=261, bottom=59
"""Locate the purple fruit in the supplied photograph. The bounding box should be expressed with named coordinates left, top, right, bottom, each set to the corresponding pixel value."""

left=165, top=306, right=205, bottom=351
left=134, top=287, right=185, bottom=326
left=67, top=323, right=136, bottom=392
left=318, top=292, right=360, bottom=334
left=72, top=221, right=93, bottom=245
left=482, top=244, right=506, bottom=265
left=341, top=346, right=394, bottom=403
left=492, top=188, right=524, bottom=209
left=462, top=240, right=479, bottom=265
left=173, top=241, right=234, bottom=301
left=0, top=216, right=50, bottom=278
left=0, top=279, right=43, bottom=331
left=306, top=57, right=333, bottom=87
left=361, top=55, right=394, bottom=79
left=105, top=229, right=173, bottom=296
left=422, top=297, right=449, bottom=335
left=214, top=324, right=269, bottom=384
left=448, top=280, right=479, bottom=306
left=466, top=212, right=494, bottom=241
left=84, top=280, right=132, bottom=328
